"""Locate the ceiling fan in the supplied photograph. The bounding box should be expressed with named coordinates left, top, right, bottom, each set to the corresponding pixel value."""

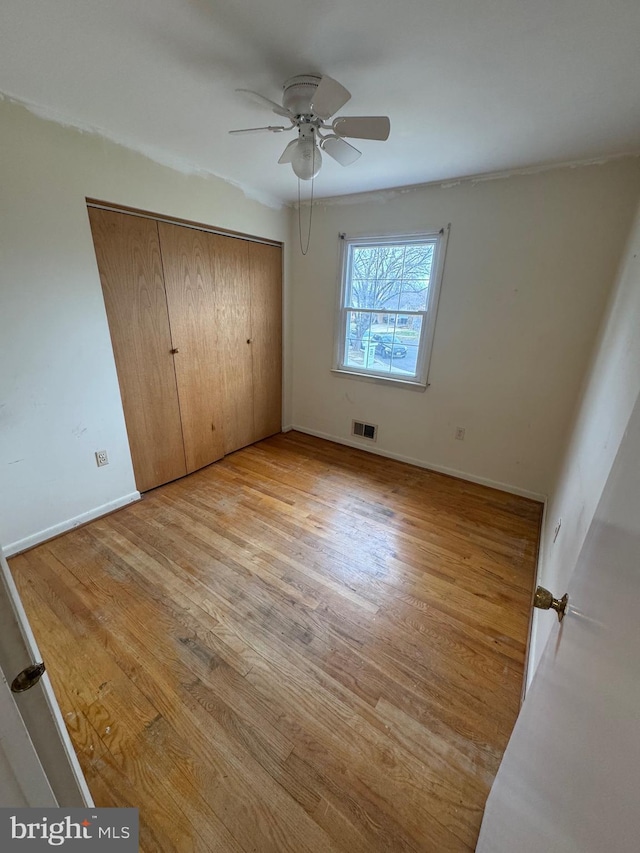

left=229, top=74, right=390, bottom=180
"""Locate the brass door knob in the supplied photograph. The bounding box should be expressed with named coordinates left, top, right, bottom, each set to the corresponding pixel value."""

left=11, top=662, right=46, bottom=693
left=534, top=586, right=569, bottom=622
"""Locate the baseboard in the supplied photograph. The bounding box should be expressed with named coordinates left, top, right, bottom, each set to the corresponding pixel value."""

left=3, top=492, right=141, bottom=557
left=282, top=424, right=294, bottom=433
left=290, top=425, right=547, bottom=503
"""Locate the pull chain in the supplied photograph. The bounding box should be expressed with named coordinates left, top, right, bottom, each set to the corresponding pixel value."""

left=297, top=144, right=316, bottom=255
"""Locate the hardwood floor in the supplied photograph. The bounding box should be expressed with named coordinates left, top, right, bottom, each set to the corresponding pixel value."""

left=9, top=431, right=542, bottom=852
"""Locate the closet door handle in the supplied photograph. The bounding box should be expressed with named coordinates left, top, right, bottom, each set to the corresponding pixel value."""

left=170, top=348, right=179, bottom=354
left=246, top=339, right=252, bottom=344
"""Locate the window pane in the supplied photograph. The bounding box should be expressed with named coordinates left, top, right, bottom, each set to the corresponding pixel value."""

left=347, top=310, right=372, bottom=344
left=395, top=315, right=422, bottom=345
left=349, top=245, right=406, bottom=311
left=343, top=311, right=371, bottom=370
left=398, top=283, right=429, bottom=312
left=390, top=343, right=419, bottom=377
left=393, top=316, right=422, bottom=377
left=402, top=244, right=434, bottom=278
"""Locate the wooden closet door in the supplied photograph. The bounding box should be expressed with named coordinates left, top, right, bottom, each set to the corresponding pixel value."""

left=248, top=242, right=282, bottom=441
left=157, top=222, right=225, bottom=473
left=211, top=235, right=256, bottom=455
left=88, top=208, right=187, bottom=492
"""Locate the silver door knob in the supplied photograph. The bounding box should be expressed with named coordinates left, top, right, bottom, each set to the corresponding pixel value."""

left=534, top=586, right=568, bottom=622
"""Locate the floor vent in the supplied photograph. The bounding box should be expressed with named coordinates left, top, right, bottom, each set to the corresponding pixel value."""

left=352, top=420, right=377, bottom=441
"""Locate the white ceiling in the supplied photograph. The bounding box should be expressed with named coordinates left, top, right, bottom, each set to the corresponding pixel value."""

left=2, top=0, right=640, bottom=205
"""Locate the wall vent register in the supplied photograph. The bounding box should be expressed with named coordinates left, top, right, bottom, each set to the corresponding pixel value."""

left=352, top=421, right=377, bottom=441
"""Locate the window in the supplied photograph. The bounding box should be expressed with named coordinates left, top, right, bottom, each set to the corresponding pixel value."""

left=334, top=229, right=448, bottom=387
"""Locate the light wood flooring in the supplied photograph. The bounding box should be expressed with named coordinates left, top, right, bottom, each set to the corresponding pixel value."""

left=9, top=431, right=542, bottom=852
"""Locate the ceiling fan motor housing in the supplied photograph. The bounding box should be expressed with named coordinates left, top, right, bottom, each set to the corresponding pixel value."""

left=282, top=74, right=321, bottom=116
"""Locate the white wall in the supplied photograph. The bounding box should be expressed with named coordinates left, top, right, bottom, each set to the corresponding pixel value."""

left=529, top=200, right=640, bottom=674
left=290, top=161, right=640, bottom=499
left=0, top=99, right=289, bottom=554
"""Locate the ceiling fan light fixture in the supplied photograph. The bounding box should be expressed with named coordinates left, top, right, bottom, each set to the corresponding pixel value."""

left=291, top=137, right=322, bottom=180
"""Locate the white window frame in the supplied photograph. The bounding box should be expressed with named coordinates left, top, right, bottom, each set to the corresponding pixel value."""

left=332, top=228, right=449, bottom=388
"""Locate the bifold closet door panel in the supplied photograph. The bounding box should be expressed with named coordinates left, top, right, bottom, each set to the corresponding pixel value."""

left=88, top=208, right=187, bottom=492
left=248, top=242, right=282, bottom=441
left=157, top=222, right=225, bottom=473
left=212, top=234, right=255, bottom=455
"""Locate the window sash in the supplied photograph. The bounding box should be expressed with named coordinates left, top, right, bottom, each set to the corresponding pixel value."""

left=344, top=239, right=436, bottom=314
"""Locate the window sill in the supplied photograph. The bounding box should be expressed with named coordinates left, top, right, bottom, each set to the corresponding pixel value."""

left=330, top=368, right=429, bottom=391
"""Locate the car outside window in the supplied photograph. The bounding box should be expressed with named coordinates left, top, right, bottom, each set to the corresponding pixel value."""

left=334, top=230, right=448, bottom=386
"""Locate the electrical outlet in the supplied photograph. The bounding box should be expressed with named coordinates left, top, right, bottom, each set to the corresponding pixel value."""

left=455, top=427, right=465, bottom=441
left=95, top=450, right=109, bottom=467
left=553, top=518, right=562, bottom=542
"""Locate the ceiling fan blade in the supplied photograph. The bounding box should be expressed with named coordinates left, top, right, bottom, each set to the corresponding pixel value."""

left=321, top=136, right=361, bottom=166
left=235, top=88, right=292, bottom=118
left=228, top=125, right=289, bottom=135
left=332, top=116, right=391, bottom=141
left=278, top=139, right=299, bottom=164
left=310, top=76, right=351, bottom=120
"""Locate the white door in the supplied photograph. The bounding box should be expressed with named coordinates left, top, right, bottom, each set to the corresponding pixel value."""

left=0, top=546, right=92, bottom=807
left=477, top=394, right=640, bottom=853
